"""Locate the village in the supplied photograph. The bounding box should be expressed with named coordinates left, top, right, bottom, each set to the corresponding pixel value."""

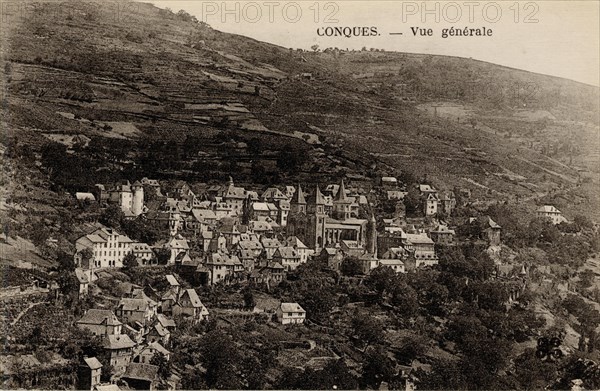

left=3, top=168, right=592, bottom=391
left=0, top=2, right=598, bottom=389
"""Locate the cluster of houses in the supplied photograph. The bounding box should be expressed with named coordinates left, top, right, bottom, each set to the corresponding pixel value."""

left=74, top=274, right=203, bottom=390
left=382, top=178, right=463, bottom=217
left=67, top=175, right=574, bottom=389
left=74, top=176, right=571, bottom=291
left=74, top=272, right=306, bottom=390
left=74, top=178, right=439, bottom=290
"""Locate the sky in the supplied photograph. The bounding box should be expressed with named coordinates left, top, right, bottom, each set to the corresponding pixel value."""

left=152, top=1, right=600, bottom=86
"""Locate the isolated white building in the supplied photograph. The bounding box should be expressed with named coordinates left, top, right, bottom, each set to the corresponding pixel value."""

left=537, top=205, right=567, bottom=225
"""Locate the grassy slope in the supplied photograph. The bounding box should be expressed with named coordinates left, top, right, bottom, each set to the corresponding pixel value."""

left=1, top=0, right=598, bottom=217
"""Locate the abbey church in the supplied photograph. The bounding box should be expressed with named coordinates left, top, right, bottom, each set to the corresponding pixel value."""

left=287, top=180, right=377, bottom=255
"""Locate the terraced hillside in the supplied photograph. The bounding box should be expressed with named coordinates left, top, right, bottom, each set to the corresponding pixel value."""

left=1, top=1, right=598, bottom=216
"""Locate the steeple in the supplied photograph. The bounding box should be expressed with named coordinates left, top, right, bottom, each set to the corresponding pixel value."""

left=291, top=184, right=306, bottom=205
left=334, top=179, right=350, bottom=203
left=307, top=185, right=326, bottom=205
left=368, top=211, right=377, bottom=256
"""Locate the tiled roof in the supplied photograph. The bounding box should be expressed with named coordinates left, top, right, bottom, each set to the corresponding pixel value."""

left=280, top=302, right=305, bottom=313
left=262, top=187, right=287, bottom=200
left=261, top=238, right=281, bottom=248
left=192, top=209, right=217, bottom=221
left=237, top=240, right=263, bottom=251
left=143, top=341, right=170, bottom=356
left=104, top=334, right=135, bottom=350
left=152, top=322, right=169, bottom=337
left=306, top=186, right=326, bottom=205
left=537, top=205, right=561, bottom=213
left=132, top=289, right=157, bottom=306
left=123, top=363, right=158, bottom=381
left=83, top=357, right=103, bottom=370
left=406, top=233, right=434, bottom=245
left=275, top=247, right=299, bottom=259
left=95, top=385, right=121, bottom=391
left=286, top=236, right=308, bottom=249
left=180, top=289, right=204, bottom=308
left=156, top=314, right=176, bottom=328
left=168, top=236, right=189, bottom=250
left=77, top=309, right=122, bottom=326
left=431, top=225, right=456, bottom=234
left=118, top=298, right=148, bottom=312
left=165, top=274, right=179, bottom=286
left=379, top=259, right=405, bottom=267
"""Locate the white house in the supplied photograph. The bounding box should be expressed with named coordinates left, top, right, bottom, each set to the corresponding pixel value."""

left=276, top=302, right=306, bottom=325
left=75, top=228, right=134, bottom=269
left=537, top=205, right=567, bottom=225
left=405, top=233, right=438, bottom=267
left=378, top=259, right=406, bottom=273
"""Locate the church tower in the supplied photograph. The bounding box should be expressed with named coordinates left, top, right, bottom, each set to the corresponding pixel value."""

left=332, top=179, right=351, bottom=220
left=306, top=185, right=327, bottom=251
left=131, top=181, right=144, bottom=217
left=290, top=184, right=306, bottom=215
left=287, top=184, right=307, bottom=245
left=367, top=212, right=378, bottom=257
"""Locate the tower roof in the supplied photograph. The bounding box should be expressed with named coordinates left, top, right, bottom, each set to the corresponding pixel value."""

left=307, top=185, right=326, bottom=205
left=291, top=184, right=306, bottom=204
left=334, top=179, right=350, bottom=203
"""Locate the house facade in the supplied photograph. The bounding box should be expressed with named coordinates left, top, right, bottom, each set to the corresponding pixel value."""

left=76, top=309, right=123, bottom=336
left=537, top=205, right=567, bottom=225
left=75, top=228, right=134, bottom=269
left=277, top=302, right=306, bottom=325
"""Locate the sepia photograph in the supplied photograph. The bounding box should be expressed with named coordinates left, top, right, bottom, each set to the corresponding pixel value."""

left=0, top=0, right=599, bottom=389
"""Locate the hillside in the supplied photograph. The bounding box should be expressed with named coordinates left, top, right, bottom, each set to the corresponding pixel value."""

left=1, top=0, right=599, bottom=217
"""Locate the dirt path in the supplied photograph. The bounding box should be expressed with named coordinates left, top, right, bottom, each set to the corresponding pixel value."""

left=10, top=301, right=45, bottom=327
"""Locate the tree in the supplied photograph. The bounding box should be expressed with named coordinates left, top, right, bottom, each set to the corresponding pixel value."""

left=57, top=249, right=78, bottom=272
left=352, top=311, right=385, bottom=349
left=389, top=280, right=420, bottom=318
left=150, top=352, right=171, bottom=380
left=155, top=247, right=171, bottom=265
left=403, top=187, right=423, bottom=217
left=123, top=252, right=138, bottom=269
left=469, top=117, right=478, bottom=128
left=300, top=286, right=336, bottom=322
left=574, top=214, right=593, bottom=231
left=199, top=330, right=244, bottom=389
left=393, top=334, right=429, bottom=365
left=361, top=347, right=396, bottom=388
left=57, top=271, right=79, bottom=299
left=247, top=138, right=262, bottom=156
left=579, top=269, right=595, bottom=290
left=122, top=216, right=163, bottom=245
left=311, top=44, right=319, bottom=52
left=243, top=288, right=255, bottom=309
left=340, top=256, right=362, bottom=276
left=276, top=146, right=303, bottom=171
left=365, top=266, right=396, bottom=300
left=99, top=204, right=124, bottom=229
